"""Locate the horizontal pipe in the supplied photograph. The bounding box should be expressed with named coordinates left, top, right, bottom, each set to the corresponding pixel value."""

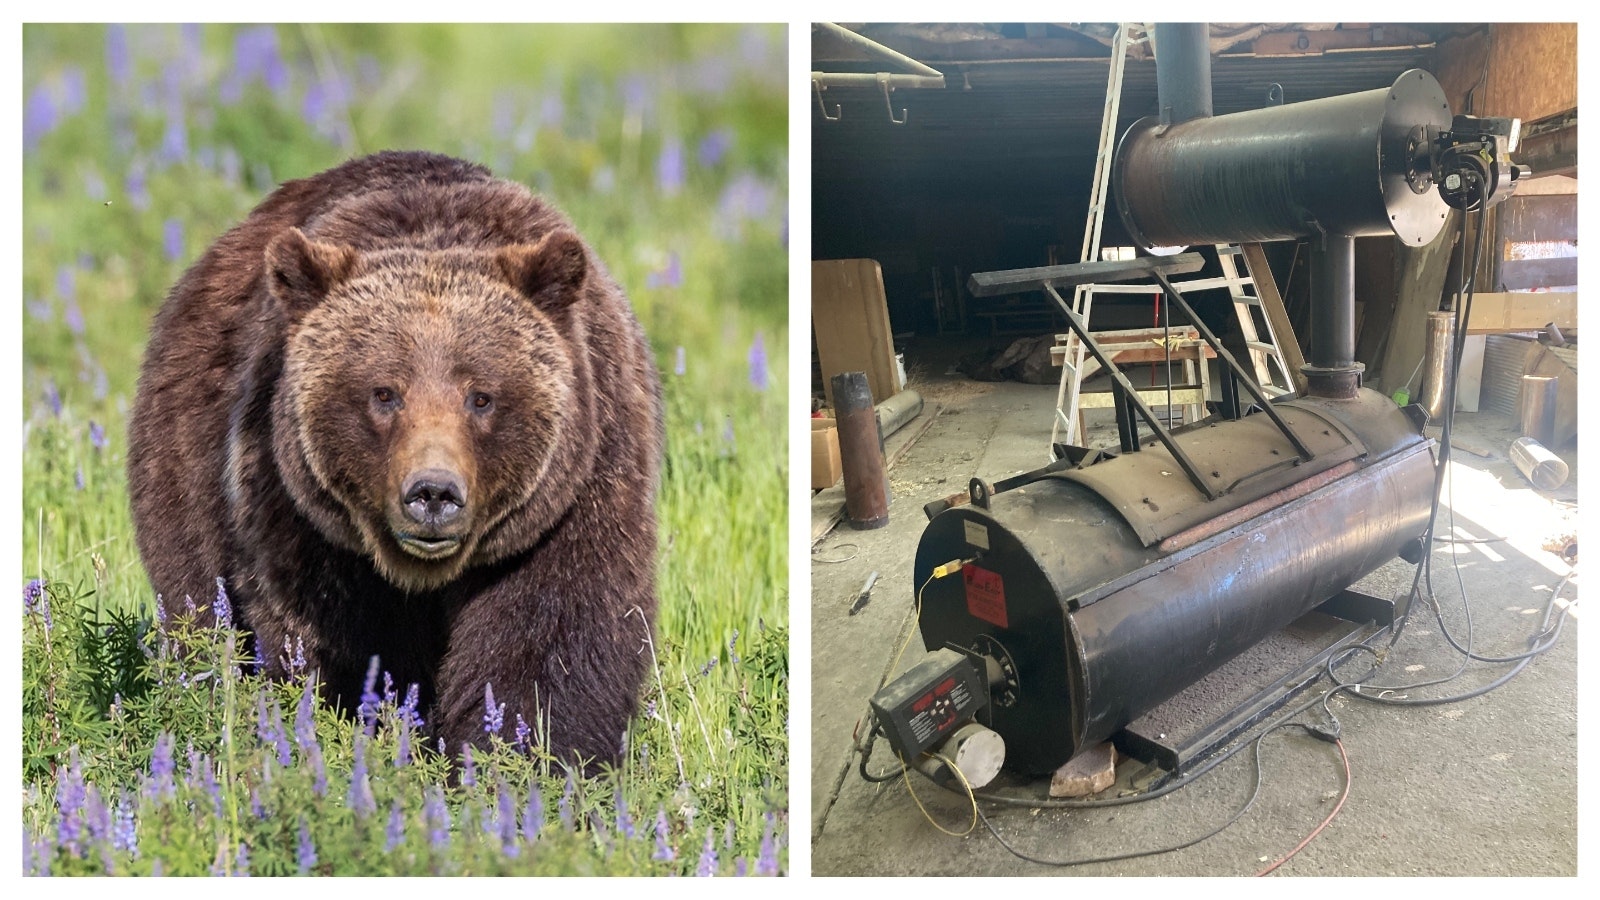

left=810, top=72, right=946, bottom=90
left=814, top=22, right=945, bottom=78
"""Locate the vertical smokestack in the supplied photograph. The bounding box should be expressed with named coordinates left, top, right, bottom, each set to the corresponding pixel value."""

left=1154, top=23, right=1213, bottom=124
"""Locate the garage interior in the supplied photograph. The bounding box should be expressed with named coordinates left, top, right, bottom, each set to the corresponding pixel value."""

left=808, top=23, right=1578, bottom=876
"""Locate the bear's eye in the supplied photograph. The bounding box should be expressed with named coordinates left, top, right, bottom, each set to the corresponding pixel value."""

left=469, top=392, right=494, bottom=413
left=373, top=387, right=401, bottom=409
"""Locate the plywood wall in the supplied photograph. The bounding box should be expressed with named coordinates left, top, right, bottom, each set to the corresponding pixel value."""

left=1434, top=23, right=1577, bottom=122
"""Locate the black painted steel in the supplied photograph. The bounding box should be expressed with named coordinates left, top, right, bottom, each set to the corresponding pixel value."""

left=1113, top=69, right=1453, bottom=249
left=1153, top=23, right=1213, bottom=125
left=1304, top=234, right=1365, bottom=397
left=966, top=253, right=1204, bottom=297
left=914, top=391, right=1434, bottom=775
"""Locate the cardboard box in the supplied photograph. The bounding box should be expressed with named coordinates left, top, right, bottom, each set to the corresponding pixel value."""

left=811, top=418, right=842, bottom=490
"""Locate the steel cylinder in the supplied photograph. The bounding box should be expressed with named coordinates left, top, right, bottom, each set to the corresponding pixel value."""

left=913, top=389, right=1434, bottom=774
left=1417, top=311, right=1456, bottom=422
left=1113, top=69, right=1453, bottom=249
left=832, top=371, right=889, bottom=529
left=1153, top=23, right=1213, bottom=124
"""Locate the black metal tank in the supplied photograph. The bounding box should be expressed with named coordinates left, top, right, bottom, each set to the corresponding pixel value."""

left=1113, top=69, right=1453, bottom=249
left=913, top=391, right=1434, bottom=775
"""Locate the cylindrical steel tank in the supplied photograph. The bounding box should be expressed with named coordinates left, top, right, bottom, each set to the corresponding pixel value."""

left=1113, top=69, right=1453, bottom=249
left=913, top=390, right=1434, bottom=774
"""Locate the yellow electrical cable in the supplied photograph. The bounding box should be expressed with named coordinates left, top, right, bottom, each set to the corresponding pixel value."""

left=901, top=749, right=979, bottom=837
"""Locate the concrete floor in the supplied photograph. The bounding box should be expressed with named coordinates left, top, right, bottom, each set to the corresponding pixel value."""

left=810, top=356, right=1579, bottom=876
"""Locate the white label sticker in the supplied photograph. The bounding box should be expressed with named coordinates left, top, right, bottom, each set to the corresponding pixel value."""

left=964, top=519, right=990, bottom=550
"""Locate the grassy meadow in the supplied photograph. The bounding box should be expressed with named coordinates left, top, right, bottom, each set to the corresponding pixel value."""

left=21, top=23, right=789, bottom=875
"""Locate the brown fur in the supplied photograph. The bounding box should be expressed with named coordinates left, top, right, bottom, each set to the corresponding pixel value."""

left=127, top=151, right=664, bottom=766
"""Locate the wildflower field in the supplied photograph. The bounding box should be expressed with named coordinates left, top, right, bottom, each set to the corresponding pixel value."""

left=21, top=23, right=789, bottom=876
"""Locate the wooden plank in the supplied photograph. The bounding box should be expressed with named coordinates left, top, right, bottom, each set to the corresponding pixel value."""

left=1239, top=243, right=1308, bottom=394
left=812, top=259, right=903, bottom=407
left=1463, top=292, right=1577, bottom=335
left=1251, top=26, right=1433, bottom=57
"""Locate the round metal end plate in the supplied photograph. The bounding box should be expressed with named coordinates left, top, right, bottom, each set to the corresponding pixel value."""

left=1382, top=70, right=1453, bottom=247
left=949, top=723, right=1006, bottom=789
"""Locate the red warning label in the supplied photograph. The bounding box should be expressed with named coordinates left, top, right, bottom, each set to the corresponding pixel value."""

left=963, top=564, right=1008, bottom=629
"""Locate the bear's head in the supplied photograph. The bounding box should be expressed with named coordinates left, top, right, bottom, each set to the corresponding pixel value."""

left=262, top=224, right=591, bottom=592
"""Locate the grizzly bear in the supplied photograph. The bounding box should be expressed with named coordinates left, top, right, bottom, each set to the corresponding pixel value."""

left=127, top=151, right=663, bottom=767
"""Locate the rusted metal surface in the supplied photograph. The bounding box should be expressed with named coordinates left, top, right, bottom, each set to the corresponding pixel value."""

left=913, top=388, right=1435, bottom=774
left=1054, top=400, right=1361, bottom=547
left=1113, top=70, right=1453, bottom=249
left=831, top=372, right=889, bottom=530
left=1157, top=460, right=1360, bottom=554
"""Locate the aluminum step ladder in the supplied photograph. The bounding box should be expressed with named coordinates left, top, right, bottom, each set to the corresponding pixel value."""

left=1049, top=23, right=1130, bottom=456
left=1215, top=244, right=1297, bottom=397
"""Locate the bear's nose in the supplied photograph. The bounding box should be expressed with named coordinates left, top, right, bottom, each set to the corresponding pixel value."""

left=402, top=470, right=466, bottom=527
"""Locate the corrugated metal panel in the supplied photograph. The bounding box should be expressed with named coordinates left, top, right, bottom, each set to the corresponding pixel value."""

left=1481, top=334, right=1538, bottom=417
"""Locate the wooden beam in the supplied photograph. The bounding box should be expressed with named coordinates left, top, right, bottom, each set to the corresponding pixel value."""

left=1239, top=243, right=1308, bottom=394
left=812, top=259, right=903, bottom=407
left=1250, top=26, right=1433, bottom=57
left=1463, top=292, right=1576, bottom=335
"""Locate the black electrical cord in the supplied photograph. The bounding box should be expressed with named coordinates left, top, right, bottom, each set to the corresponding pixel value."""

left=971, top=721, right=1346, bottom=868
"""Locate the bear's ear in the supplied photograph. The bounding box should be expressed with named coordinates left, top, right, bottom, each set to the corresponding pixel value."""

left=264, top=228, right=357, bottom=319
left=494, top=230, right=588, bottom=310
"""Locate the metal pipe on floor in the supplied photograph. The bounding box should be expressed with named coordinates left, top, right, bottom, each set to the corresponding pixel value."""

left=832, top=371, right=890, bottom=530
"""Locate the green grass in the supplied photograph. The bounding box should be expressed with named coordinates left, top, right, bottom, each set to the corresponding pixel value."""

left=22, top=23, right=788, bottom=876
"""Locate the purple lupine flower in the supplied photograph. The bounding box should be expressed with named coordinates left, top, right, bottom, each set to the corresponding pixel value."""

left=385, top=800, right=405, bottom=852
left=696, top=826, right=718, bottom=876
left=425, top=787, right=450, bottom=849
left=646, top=252, right=681, bottom=290
left=461, top=744, right=477, bottom=787
left=85, top=785, right=111, bottom=870
left=358, top=656, right=381, bottom=732
left=674, top=346, right=686, bottom=377
left=64, top=298, right=85, bottom=336
left=105, top=24, right=131, bottom=84
left=43, top=378, right=62, bottom=418
left=271, top=700, right=291, bottom=767
left=212, top=577, right=231, bottom=630
left=255, top=692, right=273, bottom=746
left=736, top=857, right=749, bottom=876
left=715, top=173, right=776, bottom=239
left=92, top=368, right=108, bottom=401
left=234, top=842, right=250, bottom=877
left=756, top=812, right=779, bottom=875
left=125, top=163, right=150, bottom=210
left=653, top=808, right=675, bottom=861
left=483, top=682, right=505, bottom=737
left=282, top=634, right=306, bottom=677
left=748, top=333, right=769, bottom=391
left=26, top=295, right=51, bottom=323
left=89, top=420, right=108, bottom=452
left=294, top=685, right=316, bottom=747
left=56, top=749, right=88, bottom=856
left=151, top=858, right=163, bottom=876
left=721, top=418, right=735, bottom=452
left=398, top=682, right=423, bottom=729
left=160, top=108, right=188, bottom=164
left=149, top=733, right=176, bottom=799
left=75, top=465, right=87, bottom=492
left=658, top=138, right=685, bottom=195
left=381, top=671, right=396, bottom=706
left=296, top=818, right=317, bottom=874
left=616, top=794, right=636, bottom=840
left=219, top=145, right=241, bottom=184
left=23, top=83, right=58, bottom=152
left=699, top=655, right=718, bottom=677
left=249, top=786, right=266, bottom=820
left=522, top=784, right=544, bottom=843
left=23, top=579, right=48, bottom=626
left=60, top=67, right=87, bottom=115
left=162, top=219, right=184, bottom=262
left=698, top=129, right=734, bottom=168
left=348, top=737, right=375, bottom=819
left=306, top=742, right=327, bottom=798
left=497, top=782, right=519, bottom=857
left=56, top=264, right=75, bottom=302
left=112, top=793, right=138, bottom=857
left=728, top=629, right=741, bottom=665
left=541, top=91, right=565, bottom=127
left=513, top=713, right=531, bottom=751
left=558, top=774, right=574, bottom=831
left=394, top=722, right=412, bottom=767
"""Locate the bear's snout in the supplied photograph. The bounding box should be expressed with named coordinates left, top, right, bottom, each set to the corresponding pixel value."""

left=395, top=468, right=468, bottom=558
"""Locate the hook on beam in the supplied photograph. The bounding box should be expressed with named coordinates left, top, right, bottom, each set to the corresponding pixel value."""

left=879, top=74, right=907, bottom=125
left=814, top=79, right=841, bottom=121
